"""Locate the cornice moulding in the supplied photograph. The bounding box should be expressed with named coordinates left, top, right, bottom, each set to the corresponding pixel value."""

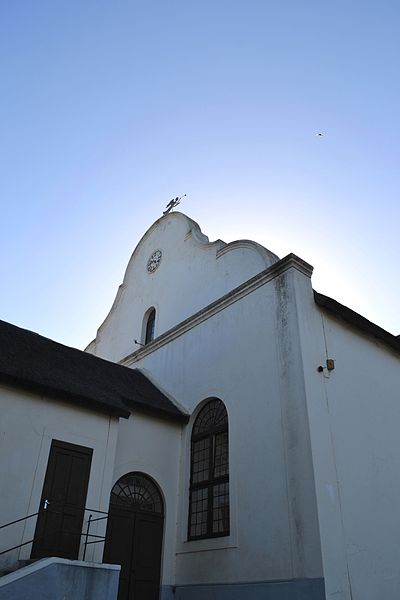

left=120, top=253, right=313, bottom=367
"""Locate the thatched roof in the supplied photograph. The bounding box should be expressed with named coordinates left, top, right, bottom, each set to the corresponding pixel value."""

left=314, top=292, right=400, bottom=355
left=0, top=320, right=189, bottom=423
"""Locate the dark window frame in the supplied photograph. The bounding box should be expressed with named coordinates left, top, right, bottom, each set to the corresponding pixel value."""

left=188, top=399, right=229, bottom=541
left=144, top=308, right=156, bottom=344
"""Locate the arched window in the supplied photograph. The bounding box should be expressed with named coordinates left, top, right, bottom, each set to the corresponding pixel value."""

left=188, top=399, right=229, bottom=540
left=144, top=308, right=156, bottom=344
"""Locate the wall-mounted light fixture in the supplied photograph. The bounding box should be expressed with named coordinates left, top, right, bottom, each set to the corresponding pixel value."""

left=317, top=359, right=335, bottom=372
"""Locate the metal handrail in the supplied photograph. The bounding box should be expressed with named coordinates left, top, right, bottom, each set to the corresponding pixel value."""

left=0, top=538, right=37, bottom=557
left=0, top=507, right=110, bottom=561
left=0, top=513, right=38, bottom=531
left=82, top=512, right=108, bottom=560
left=84, top=508, right=109, bottom=515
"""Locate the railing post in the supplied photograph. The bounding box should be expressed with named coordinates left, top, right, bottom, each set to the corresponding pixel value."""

left=82, top=514, right=92, bottom=562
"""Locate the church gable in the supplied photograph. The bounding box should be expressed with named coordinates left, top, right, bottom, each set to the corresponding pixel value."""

left=89, top=212, right=279, bottom=362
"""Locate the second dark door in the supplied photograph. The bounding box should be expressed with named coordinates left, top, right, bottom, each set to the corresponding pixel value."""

left=31, top=439, right=92, bottom=560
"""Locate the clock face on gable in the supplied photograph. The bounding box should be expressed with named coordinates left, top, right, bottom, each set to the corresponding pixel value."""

left=147, top=250, right=162, bottom=273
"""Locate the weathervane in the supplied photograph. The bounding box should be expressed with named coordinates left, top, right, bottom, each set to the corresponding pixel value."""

left=163, top=194, right=186, bottom=216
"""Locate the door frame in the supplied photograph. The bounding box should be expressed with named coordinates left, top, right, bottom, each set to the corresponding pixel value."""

left=103, top=472, right=165, bottom=600
left=31, top=439, right=93, bottom=560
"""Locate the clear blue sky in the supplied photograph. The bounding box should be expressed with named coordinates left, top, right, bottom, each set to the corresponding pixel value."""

left=1, top=1, right=399, bottom=349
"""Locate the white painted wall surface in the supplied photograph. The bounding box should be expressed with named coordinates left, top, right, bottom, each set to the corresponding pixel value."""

left=112, top=412, right=183, bottom=587
left=117, top=261, right=322, bottom=586
left=0, top=386, right=119, bottom=570
left=291, top=275, right=353, bottom=600
left=313, top=313, right=400, bottom=600
left=87, top=212, right=278, bottom=363
left=84, top=211, right=400, bottom=598
left=292, top=271, right=400, bottom=600
left=86, top=212, right=322, bottom=586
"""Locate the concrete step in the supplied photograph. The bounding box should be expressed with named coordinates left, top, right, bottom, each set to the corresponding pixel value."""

left=0, top=559, right=37, bottom=578
left=0, top=557, right=120, bottom=600
left=18, top=559, right=38, bottom=569
left=0, top=571, right=12, bottom=578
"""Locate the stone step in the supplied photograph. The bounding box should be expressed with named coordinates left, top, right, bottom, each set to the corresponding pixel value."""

left=18, top=559, right=38, bottom=569
left=0, top=559, right=38, bottom=578
left=0, top=570, right=13, bottom=577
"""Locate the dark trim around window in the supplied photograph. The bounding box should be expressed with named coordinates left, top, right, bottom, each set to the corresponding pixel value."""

left=144, top=308, right=156, bottom=344
left=188, top=399, right=229, bottom=540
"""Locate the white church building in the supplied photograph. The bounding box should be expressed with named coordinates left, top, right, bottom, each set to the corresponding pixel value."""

left=1, top=211, right=400, bottom=600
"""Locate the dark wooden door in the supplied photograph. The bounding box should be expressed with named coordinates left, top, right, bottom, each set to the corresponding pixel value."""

left=103, top=506, right=134, bottom=600
left=131, top=512, right=163, bottom=600
left=103, top=473, right=164, bottom=600
left=31, top=439, right=92, bottom=560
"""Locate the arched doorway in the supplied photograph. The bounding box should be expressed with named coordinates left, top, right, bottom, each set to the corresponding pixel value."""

left=103, top=472, right=164, bottom=600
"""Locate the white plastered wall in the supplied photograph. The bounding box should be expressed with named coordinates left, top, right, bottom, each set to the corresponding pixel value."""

left=317, top=314, right=400, bottom=600
left=87, top=212, right=278, bottom=363
left=293, top=272, right=400, bottom=600
left=85, top=212, right=322, bottom=587
left=0, top=385, right=119, bottom=570
left=120, top=262, right=323, bottom=586
left=111, top=412, right=183, bottom=587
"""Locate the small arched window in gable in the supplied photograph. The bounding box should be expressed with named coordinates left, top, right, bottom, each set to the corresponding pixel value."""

left=188, top=399, right=229, bottom=540
left=144, top=308, right=156, bottom=344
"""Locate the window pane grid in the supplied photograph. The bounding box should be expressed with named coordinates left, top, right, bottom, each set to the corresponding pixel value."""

left=193, top=400, right=228, bottom=436
left=189, top=488, right=208, bottom=538
left=213, top=432, right=228, bottom=478
left=212, top=483, right=230, bottom=534
left=191, top=438, right=210, bottom=484
left=189, top=399, right=229, bottom=540
left=111, top=473, right=163, bottom=514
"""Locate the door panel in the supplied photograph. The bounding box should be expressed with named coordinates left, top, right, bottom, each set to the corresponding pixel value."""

left=31, top=440, right=92, bottom=560
left=104, top=508, right=135, bottom=600
left=131, top=514, right=163, bottom=600
left=104, top=473, right=164, bottom=600
left=105, top=511, right=163, bottom=600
